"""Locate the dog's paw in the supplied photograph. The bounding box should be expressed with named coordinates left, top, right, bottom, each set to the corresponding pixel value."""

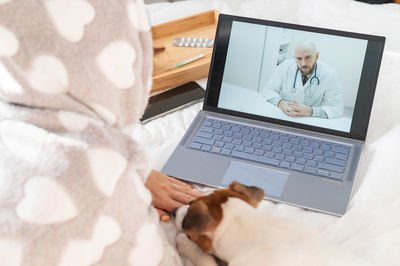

left=176, top=233, right=217, bottom=266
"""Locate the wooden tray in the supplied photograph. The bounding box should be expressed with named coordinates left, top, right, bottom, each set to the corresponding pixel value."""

left=151, top=10, right=219, bottom=93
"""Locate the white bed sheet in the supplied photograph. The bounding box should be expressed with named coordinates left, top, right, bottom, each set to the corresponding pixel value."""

left=135, top=1, right=400, bottom=265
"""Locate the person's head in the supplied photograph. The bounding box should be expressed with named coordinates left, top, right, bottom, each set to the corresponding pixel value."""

left=294, top=41, right=319, bottom=75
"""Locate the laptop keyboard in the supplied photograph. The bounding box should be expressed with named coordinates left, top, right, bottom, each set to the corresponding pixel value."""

left=188, top=118, right=351, bottom=181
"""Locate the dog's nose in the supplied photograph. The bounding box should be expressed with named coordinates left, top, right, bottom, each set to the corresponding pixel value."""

left=172, top=207, right=179, bottom=217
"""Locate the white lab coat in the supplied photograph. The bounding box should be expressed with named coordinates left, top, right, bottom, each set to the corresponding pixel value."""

left=262, top=59, right=343, bottom=119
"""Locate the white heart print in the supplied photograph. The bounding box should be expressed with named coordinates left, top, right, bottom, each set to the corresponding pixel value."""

left=96, top=41, right=136, bottom=89
left=16, top=176, right=78, bottom=224
left=45, top=0, right=95, bottom=42
left=27, top=55, right=69, bottom=94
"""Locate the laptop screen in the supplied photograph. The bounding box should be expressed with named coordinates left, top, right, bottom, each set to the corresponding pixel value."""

left=205, top=15, right=385, bottom=141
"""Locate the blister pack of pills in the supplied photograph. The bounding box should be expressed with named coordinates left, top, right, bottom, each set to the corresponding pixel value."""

left=173, top=37, right=214, bottom=47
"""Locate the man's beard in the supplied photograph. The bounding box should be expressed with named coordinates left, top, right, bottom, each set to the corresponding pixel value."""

left=299, top=62, right=317, bottom=76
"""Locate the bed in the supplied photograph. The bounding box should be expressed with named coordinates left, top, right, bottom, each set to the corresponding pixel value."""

left=135, top=0, right=400, bottom=265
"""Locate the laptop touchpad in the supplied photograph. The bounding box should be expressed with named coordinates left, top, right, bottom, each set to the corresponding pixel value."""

left=221, top=161, right=289, bottom=198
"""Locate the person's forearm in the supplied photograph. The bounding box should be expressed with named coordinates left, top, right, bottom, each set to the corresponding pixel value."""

left=311, top=107, right=328, bottom=118
left=268, top=96, right=282, bottom=106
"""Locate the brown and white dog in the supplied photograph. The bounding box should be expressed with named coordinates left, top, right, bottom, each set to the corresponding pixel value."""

left=174, top=181, right=369, bottom=266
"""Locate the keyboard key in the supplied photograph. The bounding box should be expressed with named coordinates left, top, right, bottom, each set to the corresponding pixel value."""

left=318, top=162, right=345, bottom=173
left=224, top=131, right=234, bottom=137
left=189, top=142, right=202, bottom=150
left=203, top=121, right=212, bottom=127
left=313, top=149, right=323, bottom=155
left=283, top=149, right=292, bottom=155
left=205, top=118, right=213, bottom=123
left=253, top=137, right=262, bottom=143
left=272, top=141, right=282, bottom=147
left=240, top=128, right=250, bottom=135
left=260, top=132, right=270, bottom=138
left=275, top=154, right=285, bottom=160
left=234, top=145, right=245, bottom=152
left=285, top=156, right=295, bottom=163
left=295, top=158, right=306, bottom=165
left=251, top=129, right=260, bottom=136
left=300, top=140, right=309, bottom=146
left=324, top=151, right=334, bottom=157
left=273, top=147, right=283, bottom=153
left=194, top=137, right=214, bottom=146
left=280, top=136, right=290, bottom=143
left=335, top=153, right=348, bottom=160
left=263, top=139, right=272, bottom=145
left=200, top=126, right=213, bottom=133
left=222, top=137, right=232, bottom=143
left=262, top=145, right=272, bottom=151
left=231, top=126, right=240, bottom=132
left=293, top=151, right=303, bottom=158
left=221, top=149, right=232, bottom=156
left=252, top=143, right=262, bottom=149
left=314, top=155, right=324, bottom=161
left=290, top=138, right=300, bottom=144
left=232, top=139, right=242, bottom=145
left=221, top=125, right=231, bottom=130
left=254, top=149, right=264, bottom=156
left=231, top=151, right=280, bottom=166
left=332, top=146, right=350, bottom=155
left=213, top=135, right=223, bottom=141
left=244, top=147, right=254, bottom=154
left=197, top=131, right=212, bottom=139
left=294, top=145, right=302, bottom=151
left=325, top=157, right=346, bottom=167
left=282, top=143, right=292, bottom=149
left=303, top=147, right=313, bottom=153
left=304, top=166, right=317, bottom=174
left=233, top=133, right=243, bottom=139
left=330, top=171, right=343, bottom=180
left=243, top=135, right=252, bottom=141
left=271, top=135, right=279, bottom=141
left=221, top=149, right=231, bottom=156
left=224, top=143, right=234, bottom=150
left=264, top=151, right=274, bottom=158
left=321, top=144, right=330, bottom=150
left=303, top=153, right=313, bottom=160
left=201, top=145, right=211, bottom=151
left=212, top=123, right=221, bottom=129
left=306, top=160, right=317, bottom=167
left=310, top=142, right=320, bottom=149
left=317, top=169, right=330, bottom=177
left=243, top=141, right=252, bottom=147
left=214, top=129, right=223, bottom=135
left=291, top=163, right=304, bottom=171
left=280, top=161, right=291, bottom=168
left=211, top=147, right=221, bottom=154
left=214, top=141, right=224, bottom=148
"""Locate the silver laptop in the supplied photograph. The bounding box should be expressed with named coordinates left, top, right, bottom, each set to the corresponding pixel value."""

left=162, top=14, right=385, bottom=216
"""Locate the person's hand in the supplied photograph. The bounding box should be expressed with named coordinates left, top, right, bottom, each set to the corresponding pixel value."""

left=145, top=170, right=203, bottom=221
left=288, top=101, right=313, bottom=117
left=278, top=100, right=296, bottom=116
left=278, top=100, right=312, bottom=117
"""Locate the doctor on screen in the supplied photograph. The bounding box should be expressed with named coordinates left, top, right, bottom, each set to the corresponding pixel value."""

left=262, top=41, right=343, bottom=119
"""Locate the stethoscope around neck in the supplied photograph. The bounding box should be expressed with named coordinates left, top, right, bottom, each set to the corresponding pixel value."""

left=292, top=63, right=320, bottom=93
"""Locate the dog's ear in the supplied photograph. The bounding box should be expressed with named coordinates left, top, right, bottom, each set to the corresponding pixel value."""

left=229, top=181, right=265, bottom=208
left=182, top=200, right=213, bottom=234
left=182, top=200, right=216, bottom=252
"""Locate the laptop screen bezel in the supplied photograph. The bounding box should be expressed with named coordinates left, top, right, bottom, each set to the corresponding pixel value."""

left=203, top=14, right=385, bottom=142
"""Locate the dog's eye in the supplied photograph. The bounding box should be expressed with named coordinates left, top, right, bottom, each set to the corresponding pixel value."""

left=189, top=200, right=193, bottom=205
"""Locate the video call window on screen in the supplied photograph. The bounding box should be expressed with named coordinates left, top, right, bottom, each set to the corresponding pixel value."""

left=217, top=21, right=368, bottom=133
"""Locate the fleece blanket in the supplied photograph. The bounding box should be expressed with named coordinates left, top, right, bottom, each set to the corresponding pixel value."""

left=135, top=1, right=400, bottom=265
left=0, top=1, right=182, bottom=266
